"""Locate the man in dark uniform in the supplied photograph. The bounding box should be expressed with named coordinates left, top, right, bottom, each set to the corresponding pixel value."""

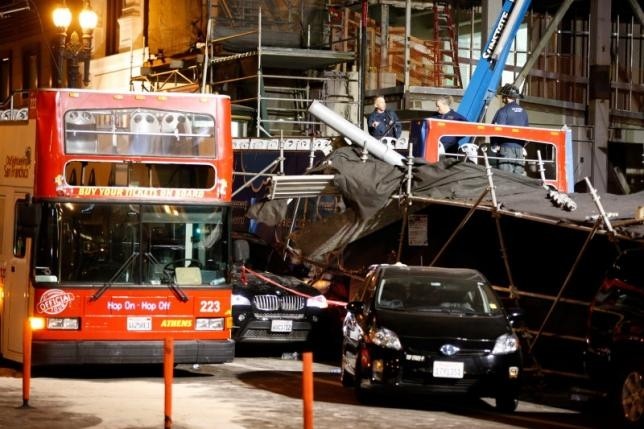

left=435, top=95, right=468, bottom=154
left=491, top=84, right=529, bottom=175
left=367, top=96, right=402, bottom=139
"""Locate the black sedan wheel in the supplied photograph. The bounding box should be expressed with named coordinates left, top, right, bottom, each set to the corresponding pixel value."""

left=615, top=366, right=644, bottom=428
left=340, top=365, right=355, bottom=387
left=495, top=393, right=519, bottom=413
left=353, top=360, right=375, bottom=404
left=340, top=346, right=356, bottom=387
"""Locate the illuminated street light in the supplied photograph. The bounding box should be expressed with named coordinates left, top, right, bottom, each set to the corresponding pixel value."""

left=52, top=1, right=97, bottom=88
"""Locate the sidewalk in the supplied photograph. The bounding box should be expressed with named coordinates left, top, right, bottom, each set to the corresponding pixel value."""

left=0, top=366, right=243, bottom=429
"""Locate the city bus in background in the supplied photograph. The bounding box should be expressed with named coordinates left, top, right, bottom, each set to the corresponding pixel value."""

left=0, top=89, right=235, bottom=365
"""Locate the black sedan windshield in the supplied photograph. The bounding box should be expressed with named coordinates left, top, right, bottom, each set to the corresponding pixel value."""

left=375, top=276, right=503, bottom=315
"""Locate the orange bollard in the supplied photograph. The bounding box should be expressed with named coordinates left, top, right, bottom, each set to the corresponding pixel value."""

left=302, top=351, right=314, bottom=429
left=164, top=337, right=174, bottom=429
left=22, top=318, right=32, bottom=408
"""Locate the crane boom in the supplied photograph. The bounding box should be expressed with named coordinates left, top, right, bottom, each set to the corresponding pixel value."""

left=457, top=0, right=532, bottom=122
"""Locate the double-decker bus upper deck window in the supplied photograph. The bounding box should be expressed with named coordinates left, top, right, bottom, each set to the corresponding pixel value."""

left=64, top=109, right=216, bottom=157
left=33, top=202, right=229, bottom=286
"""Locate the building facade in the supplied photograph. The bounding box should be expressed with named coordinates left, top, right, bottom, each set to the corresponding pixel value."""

left=0, top=0, right=642, bottom=193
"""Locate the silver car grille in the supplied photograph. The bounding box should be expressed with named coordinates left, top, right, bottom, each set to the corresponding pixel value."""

left=253, top=294, right=306, bottom=311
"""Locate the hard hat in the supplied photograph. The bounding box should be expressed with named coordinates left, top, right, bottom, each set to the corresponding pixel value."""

left=498, top=84, right=523, bottom=99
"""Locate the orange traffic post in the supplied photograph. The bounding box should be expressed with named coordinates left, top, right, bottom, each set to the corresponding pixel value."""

left=302, top=351, right=314, bottom=429
left=164, top=337, right=174, bottom=429
left=22, top=318, right=32, bottom=408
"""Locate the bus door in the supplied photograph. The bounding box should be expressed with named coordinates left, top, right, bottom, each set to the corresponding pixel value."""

left=1, top=195, right=34, bottom=362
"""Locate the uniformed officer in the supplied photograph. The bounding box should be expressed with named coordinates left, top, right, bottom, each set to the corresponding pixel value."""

left=491, top=84, right=529, bottom=175
left=435, top=95, right=468, bottom=154
left=367, top=96, right=402, bottom=139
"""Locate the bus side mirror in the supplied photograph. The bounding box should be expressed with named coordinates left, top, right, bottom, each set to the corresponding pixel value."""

left=17, top=199, right=41, bottom=238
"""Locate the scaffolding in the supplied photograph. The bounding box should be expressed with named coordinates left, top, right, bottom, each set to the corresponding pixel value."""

left=204, top=2, right=357, bottom=137
left=126, top=1, right=643, bottom=192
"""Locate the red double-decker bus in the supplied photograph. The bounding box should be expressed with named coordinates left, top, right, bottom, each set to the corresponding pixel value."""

left=0, top=89, right=235, bottom=365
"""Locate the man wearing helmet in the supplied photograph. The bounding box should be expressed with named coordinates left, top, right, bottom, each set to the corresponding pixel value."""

left=491, top=84, right=529, bottom=175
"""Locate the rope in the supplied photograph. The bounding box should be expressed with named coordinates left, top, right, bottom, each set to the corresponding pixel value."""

left=240, top=266, right=347, bottom=308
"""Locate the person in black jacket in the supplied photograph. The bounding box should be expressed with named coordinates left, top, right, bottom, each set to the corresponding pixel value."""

left=491, top=84, right=529, bottom=175
left=435, top=95, right=468, bottom=154
left=367, top=96, right=401, bottom=139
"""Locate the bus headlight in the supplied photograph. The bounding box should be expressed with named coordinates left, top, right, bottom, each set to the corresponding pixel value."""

left=195, top=318, right=224, bottom=331
left=47, top=318, right=80, bottom=330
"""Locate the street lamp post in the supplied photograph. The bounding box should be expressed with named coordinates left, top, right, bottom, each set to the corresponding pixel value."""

left=52, top=1, right=98, bottom=88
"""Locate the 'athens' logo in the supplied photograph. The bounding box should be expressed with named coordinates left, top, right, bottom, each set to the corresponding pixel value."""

left=38, top=289, right=75, bottom=315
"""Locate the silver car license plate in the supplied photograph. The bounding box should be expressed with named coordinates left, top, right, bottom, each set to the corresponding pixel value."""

left=270, top=319, right=293, bottom=333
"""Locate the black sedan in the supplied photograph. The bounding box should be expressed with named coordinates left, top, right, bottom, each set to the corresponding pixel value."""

left=341, top=263, right=523, bottom=411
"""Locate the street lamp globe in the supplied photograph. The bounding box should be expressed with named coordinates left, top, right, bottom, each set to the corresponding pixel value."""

left=79, top=6, right=97, bottom=32
left=52, top=6, right=71, bottom=31
left=52, top=1, right=97, bottom=88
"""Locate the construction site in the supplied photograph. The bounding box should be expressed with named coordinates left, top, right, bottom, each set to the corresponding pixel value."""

left=121, top=0, right=644, bottom=192
left=1, top=0, right=642, bottom=190
left=0, top=1, right=643, bottom=428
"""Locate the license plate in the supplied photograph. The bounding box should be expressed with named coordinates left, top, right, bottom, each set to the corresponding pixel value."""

left=432, top=361, right=464, bottom=379
left=127, top=317, right=152, bottom=331
left=270, top=319, right=293, bottom=333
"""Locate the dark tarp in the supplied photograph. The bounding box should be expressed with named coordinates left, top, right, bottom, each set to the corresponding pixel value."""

left=247, top=146, right=644, bottom=262
left=247, top=146, right=643, bottom=381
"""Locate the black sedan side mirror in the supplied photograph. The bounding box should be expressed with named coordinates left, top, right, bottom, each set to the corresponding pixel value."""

left=346, top=301, right=365, bottom=314
left=506, top=307, right=525, bottom=327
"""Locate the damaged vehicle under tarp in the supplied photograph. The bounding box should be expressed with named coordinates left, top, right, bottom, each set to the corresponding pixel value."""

left=246, top=144, right=644, bottom=382
left=230, top=233, right=328, bottom=344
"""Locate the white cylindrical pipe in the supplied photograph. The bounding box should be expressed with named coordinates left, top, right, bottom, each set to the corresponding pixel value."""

left=308, top=100, right=404, bottom=167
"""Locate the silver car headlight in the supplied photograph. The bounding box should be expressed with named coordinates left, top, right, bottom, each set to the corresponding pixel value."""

left=232, top=294, right=251, bottom=306
left=370, top=327, right=402, bottom=350
left=492, top=333, right=519, bottom=355
left=306, top=294, right=328, bottom=309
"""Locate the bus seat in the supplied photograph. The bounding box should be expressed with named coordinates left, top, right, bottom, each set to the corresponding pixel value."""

left=130, top=113, right=160, bottom=154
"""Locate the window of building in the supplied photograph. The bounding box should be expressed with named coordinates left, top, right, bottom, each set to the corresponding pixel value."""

left=105, top=0, right=126, bottom=55
left=0, top=54, right=11, bottom=102
left=21, top=44, right=39, bottom=91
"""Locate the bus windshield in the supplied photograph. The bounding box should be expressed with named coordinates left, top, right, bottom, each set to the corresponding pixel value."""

left=34, top=203, right=229, bottom=286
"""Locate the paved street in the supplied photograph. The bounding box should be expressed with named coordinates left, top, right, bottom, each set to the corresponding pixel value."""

left=0, top=355, right=605, bottom=429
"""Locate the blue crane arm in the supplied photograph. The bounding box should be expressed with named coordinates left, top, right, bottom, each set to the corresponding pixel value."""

left=457, top=0, right=532, bottom=123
